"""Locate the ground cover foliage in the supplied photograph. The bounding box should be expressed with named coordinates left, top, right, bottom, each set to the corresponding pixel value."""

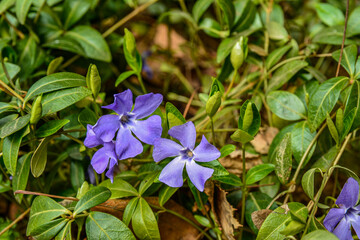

left=1, top=0, right=360, bottom=239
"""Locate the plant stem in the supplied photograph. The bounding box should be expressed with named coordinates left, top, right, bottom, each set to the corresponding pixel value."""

left=210, top=117, right=216, bottom=146
left=14, top=190, right=79, bottom=201
left=197, top=128, right=238, bottom=133
left=0, top=208, right=30, bottom=237
left=224, top=71, right=238, bottom=100
left=239, top=143, right=247, bottom=240
left=197, top=190, right=213, bottom=228
left=137, top=73, right=147, bottom=94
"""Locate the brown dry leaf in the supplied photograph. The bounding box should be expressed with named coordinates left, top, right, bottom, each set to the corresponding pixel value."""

left=219, top=150, right=262, bottom=176
left=92, top=197, right=199, bottom=240
left=214, top=187, right=242, bottom=240
left=153, top=24, right=186, bottom=58
left=250, top=127, right=279, bottom=154
left=251, top=209, right=273, bottom=230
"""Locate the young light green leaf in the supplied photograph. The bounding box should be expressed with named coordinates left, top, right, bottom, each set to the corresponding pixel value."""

left=139, top=173, right=158, bottom=196
left=332, top=45, right=357, bottom=77
left=315, top=3, right=344, bottom=27
left=31, top=137, right=52, bottom=178
left=220, top=144, right=236, bottom=158
left=308, top=77, right=348, bottom=132
left=115, top=70, right=136, bottom=87
left=24, top=72, right=86, bottom=104
left=267, top=21, right=288, bottom=40
left=326, top=114, right=339, bottom=144
left=62, top=0, right=92, bottom=29
left=194, top=215, right=212, bottom=228
left=99, top=177, right=138, bottom=199
left=267, top=60, right=308, bottom=93
left=73, top=186, right=111, bottom=217
left=159, top=185, right=178, bottom=207
left=47, top=57, right=64, bottom=75
left=198, top=160, right=228, bottom=177
left=271, top=132, right=292, bottom=185
left=132, top=198, right=160, bottom=240
left=302, top=168, right=322, bottom=200
left=238, top=100, right=261, bottom=136
left=123, top=197, right=139, bottom=226
left=302, top=230, right=339, bottom=240
left=86, top=212, right=136, bottom=240
left=192, top=0, right=213, bottom=23
left=36, top=119, right=70, bottom=138
left=291, top=121, right=316, bottom=165
left=0, top=114, right=30, bottom=139
left=12, top=153, right=31, bottom=203
left=166, top=102, right=186, bottom=129
left=267, top=91, right=306, bottom=121
left=41, top=87, right=92, bottom=116
left=0, top=0, right=15, bottom=14
left=212, top=173, right=242, bottom=186
left=246, top=164, right=275, bottom=185
left=265, top=45, right=291, bottom=70
left=231, top=129, right=254, bottom=144
left=16, top=0, right=32, bottom=24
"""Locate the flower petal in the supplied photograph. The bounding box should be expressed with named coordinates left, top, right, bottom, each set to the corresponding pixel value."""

left=168, top=121, right=196, bottom=149
left=153, top=138, right=183, bottom=162
left=102, top=90, right=133, bottom=115
left=186, top=160, right=214, bottom=192
left=115, top=127, right=143, bottom=160
left=106, top=158, right=118, bottom=183
left=84, top=124, right=103, bottom=148
left=336, top=177, right=359, bottom=208
left=132, top=115, right=162, bottom=145
left=193, top=135, right=220, bottom=162
left=132, top=93, right=163, bottom=119
left=333, top=218, right=353, bottom=240
left=324, top=208, right=346, bottom=232
left=159, top=156, right=185, bottom=188
left=93, top=114, right=119, bottom=142
left=91, top=147, right=109, bottom=174
left=351, top=216, right=360, bottom=240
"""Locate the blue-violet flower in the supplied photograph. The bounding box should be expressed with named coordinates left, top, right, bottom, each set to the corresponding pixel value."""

left=323, top=177, right=360, bottom=240
left=153, top=121, right=220, bottom=192
left=93, top=89, right=163, bottom=160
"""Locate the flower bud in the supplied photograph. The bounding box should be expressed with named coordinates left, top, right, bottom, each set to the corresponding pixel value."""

left=30, top=95, right=42, bottom=125
left=230, top=36, right=248, bottom=70
left=124, top=28, right=136, bottom=56
left=206, top=91, right=222, bottom=117
left=242, top=102, right=253, bottom=132
left=86, top=64, right=101, bottom=99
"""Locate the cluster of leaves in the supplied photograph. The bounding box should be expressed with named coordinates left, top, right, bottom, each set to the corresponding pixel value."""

left=1, top=0, right=360, bottom=239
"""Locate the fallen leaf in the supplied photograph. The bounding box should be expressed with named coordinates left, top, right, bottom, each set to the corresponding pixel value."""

left=219, top=150, right=262, bottom=176
left=251, top=209, right=273, bottom=230
left=251, top=127, right=279, bottom=154
left=153, top=24, right=186, bottom=58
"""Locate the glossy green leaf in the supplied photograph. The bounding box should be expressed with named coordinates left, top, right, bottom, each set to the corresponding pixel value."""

left=132, top=198, right=160, bottom=240
left=24, top=72, right=86, bottom=104
left=246, top=164, right=275, bottom=185
left=265, top=45, right=291, bottom=70
left=271, top=132, right=292, bottom=185
left=302, top=168, right=322, bottom=200
left=332, top=45, right=357, bottom=77
left=302, top=230, right=339, bottom=240
left=256, top=202, right=307, bottom=240
left=0, top=0, right=15, bottom=14
left=198, top=160, right=228, bottom=177
left=217, top=0, right=235, bottom=28
left=238, top=100, right=261, bottom=136
left=115, top=70, right=136, bottom=87
left=41, top=87, right=92, bottom=116
left=159, top=185, right=178, bottom=206
left=31, top=137, right=52, bottom=178
left=232, top=0, right=256, bottom=32
left=27, top=196, right=71, bottom=236
left=231, top=129, right=254, bottom=144
left=194, top=215, right=211, bottom=228
left=0, top=114, right=30, bottom=139
left=267, top=21, right=288, bottom=40
left=16, top=0, right=32, bottom=24
left=326, top=114, right=339, bottom=144
left=44, top=35, right=85, bottom=55
left=259, top=175, right=280, bottom=198
left=291, top=121, right=316, bottom=165
left=86, top=212, right=136, bottom=240
left=123, top=197, right=139, bottom=226
left=3, top=126, right=28, bottom=175
left=99, top=177, right=138, bottom=199
left=315, top=3, right=344, bottom=27
left=31, top=218, right=68, bottom=240
left=192, top=0, right=213, bottom=23
left=166, top=102, right=186, bottom=129
left=308, top=77, right=348, bottom=132
left=0, top=62, right=20, bottom=84
left=70, top=161, right=84, bottom=190
left=65, top=26, right=111, bottom=62
left=78, top=108, right=97, bottom=128
left=12, top=153, right=31, bottom=203
left=216, top=36, right=238, bottom=63
left=219, top=144, right=236, bottom=158
left=62, top=0, right=92, bottom=29
left=267, top=91, right=306, bottom=121
left=36, top=119, right=70, bottom=138
left=0, top=102, right=17, bottom=115
left=47, top=57, right=64, bottom=75
left=55, top=219, right=72, bottom=240
left=267, top=60, right=308, bottom=93
left=344, top=80, right=360, bottom=131
left=347, top=6, right=360, bottom=37
left=139, top=173, right=158, bottom=195
left=73, top=186, right=111, bottom=217
left=311, top=146, right=337, bottom=172
left=213, top=173, right=242, bottom=186
left=313, top=26, right=355, bottom=45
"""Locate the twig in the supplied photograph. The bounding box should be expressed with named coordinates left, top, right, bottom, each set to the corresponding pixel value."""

left=0, top=208, right=30, bottom=237
left=335, top=0, right=350, bottom=77
left=183, top=89, right=197, bottom=119
left=14, top=190, right=79, bottom=201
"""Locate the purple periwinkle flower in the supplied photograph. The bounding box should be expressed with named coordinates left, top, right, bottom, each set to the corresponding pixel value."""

left=324, top=177, right=360, bottom=240
left=93, top=89, right=163, bottom=160
left=153, top=122, right=220, bottom=192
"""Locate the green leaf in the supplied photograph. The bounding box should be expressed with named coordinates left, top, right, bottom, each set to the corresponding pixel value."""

left=267, top=21, right=288, bottom=40
left=194, top=215, right=212, bottom=228
left=192, top=0, right=213, bottom=23
left=315, top=3, right=344, bottom=27
left=27, top=196, right=71, bottom=236
left=332, top=45, right=357, bottom=77
left=198, top=160, right=228, bottom=177
left=159, top=185, right=178, bottom=206
left=12, top=153, right=31, bottom=203
left=86, top=212, right=136, bottom=240
left=36, top=119, right=70, bottom=138
left=65, top=26, right=112, bottom=62
left=115, top=70, right=136, bottom=87
left=31, top=218, right=68, bottom=240
left=326, top=114, right=339, bottom=144
left=267, top=91, right=306, bottom=121
left=220, top=144, right=236, bottom=158
left=267, top=60, right=308, bottom=93
left=139, top=173, right=158, bottom=196
left=246, top=164, right=275, bottom=185
left=271, top=132, right=292, bottom=185
left=15, top=0, right=32, bottom=24
left=256, top=202, right=307, bottom=240
left=308, top=77, right=349, bottom=132
left=0, top=102, right=17, bottom=115
left=265, top=45, right=291, bottom=70
left=123, top=197, right=139, bottom=226
left=70, top=161, right=84, bottom=190
left=99, top=177, right=138, bottom=199
left=62, top=0, right=92, bottom=30
left=217, top=36, right=238, bottom=63
left=44, top=35, right=85, bottom=55
left=0, top=0, right=15, bottom=14
left=0, top=62, right=20, bottom=84
left=213, top=173, right=242, bottom=186
left=216, top=0, right=235, bottom=29
left=73, top=186, right=111, bottom=217
left=344, top=80, right=360, bottom=131
left=302, top=230, right=339, bottom=240
left=165, top=102, right=186, bottom=129
left=41, top=87, right=92, bottom=116
left=311, top=146, right=337, bottom=172
left=55, top=219, right=72, bottom=240
left=302, top=168, right=322, bottom=200
left=313, top=26, right=356, bottom=45
left=269, top=124, right=295, bottom=162
left=232, top=0, right=256, bottom=32
left=132, top=198, right=160, bottom=240
left=347, top=6, right=360, bottom=37
left=291, top=121, right=316, bottom=165
left=24, top=72, right=86, bottom=104
left=3, top=126, right=28, bottom=175
left=0, top=114, right=30, bottom=139
left=78, top=108, right=97, bottom=128
left=31, top=137, right=52, bottom=178
left=259, top=175, right=280, bottom=198
left=231, top=129, right=254, bottom=144
left=238, top=100, right=261, bottom=136
left=47, top=56, right=64, bottom=75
